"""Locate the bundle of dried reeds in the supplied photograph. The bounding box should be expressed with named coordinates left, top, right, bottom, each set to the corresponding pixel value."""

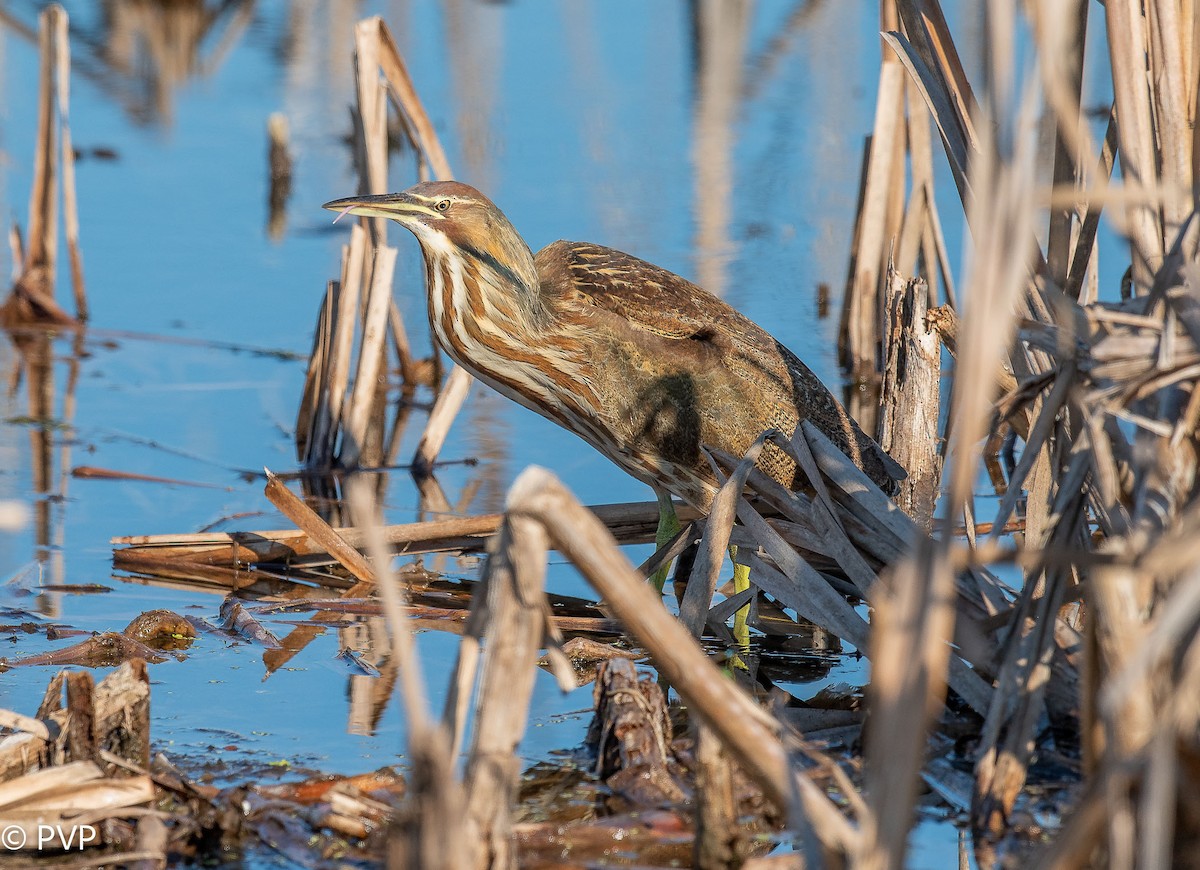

left=842, top=1, right=1200, bottom=866
left=0, top=662, right=157, bottom=861
left=1, top=3, right=86, bottom=329
left=296, top=17, right=455, bottom=497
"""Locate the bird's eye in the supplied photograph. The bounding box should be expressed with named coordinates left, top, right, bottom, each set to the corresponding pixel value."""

left=435, top=199, right=451, bottom=212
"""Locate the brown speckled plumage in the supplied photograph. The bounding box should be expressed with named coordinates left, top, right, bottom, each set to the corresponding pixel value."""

left=324, top=181, right=904, bottom=510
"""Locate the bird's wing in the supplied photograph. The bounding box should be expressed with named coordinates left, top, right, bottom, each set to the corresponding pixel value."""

left=535, top=240, right=754, bottom=343
left=535, top=240, right=907, bottom=489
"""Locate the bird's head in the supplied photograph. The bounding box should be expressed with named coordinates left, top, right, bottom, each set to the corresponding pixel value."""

left=323, top=181, right=539, bottom=291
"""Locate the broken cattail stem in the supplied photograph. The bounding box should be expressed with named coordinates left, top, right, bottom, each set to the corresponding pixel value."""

left=879, top=267, right=943, bottom=528
left=263, top=469, right=376, bottom=587
left=26, top=5, right=59, bottom=278
left=341, top=245, right=399, bottom=469
left=460, top=507, right=550, bottom=869
left=502, top=466, right=858, bottom=856
left=50, top=5, right=85, bottom=320
left=363, top=15, right=470, bottom=473
left=678, top=433, right=769, bottom=636
left=412, top=366, right=473, bottom=477
left=840, top=34, right=907, bottom=382
left=343, top=478, right=469, bottom=868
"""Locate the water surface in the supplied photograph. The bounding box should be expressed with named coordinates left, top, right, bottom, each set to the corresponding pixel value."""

left=0, top=2, right=980, bottom=865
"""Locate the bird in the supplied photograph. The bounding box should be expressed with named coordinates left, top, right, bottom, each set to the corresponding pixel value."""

left=323, top=181, right=904, bottom=591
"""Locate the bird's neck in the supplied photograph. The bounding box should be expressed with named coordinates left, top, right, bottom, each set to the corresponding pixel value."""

left=481, top=233, right=543, bottom=316
left=422, top=233, right=549, bottom=349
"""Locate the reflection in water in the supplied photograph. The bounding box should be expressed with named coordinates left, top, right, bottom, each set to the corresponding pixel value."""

left=465, top=391, right=511, bottom=516
left=66, top=0, right=258, bottom=126
left=0, top=5, right=89, bottom=617
left=442, top=0, right=503, bottom=192
left=741, top=0, right=824, bottom=103
left=276, top=0, right=361, bottom=181
left=266, top=112, right=293, bottom=240
left=688, top=0, right=828, bottom=299
left=689, top=0, right=750, bottom=298
left=1, top=328, right=86, bottom=617
left=343, top=618, right=398, bottom=736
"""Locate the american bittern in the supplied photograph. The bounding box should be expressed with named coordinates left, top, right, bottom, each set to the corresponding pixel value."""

left=324, top=182, right=904, bottom=587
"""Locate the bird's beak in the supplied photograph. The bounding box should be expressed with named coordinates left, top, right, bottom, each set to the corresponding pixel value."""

left=322, top=192, right=439, bottom=224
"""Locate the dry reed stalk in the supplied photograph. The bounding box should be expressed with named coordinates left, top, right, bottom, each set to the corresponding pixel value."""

left=637, top=517, right=702, bottom=581
left=369, top=17, right=448, bottom=389
left=2, top=4, right=82, bottom=327
left=354, top=18, right=390, bottom=245
left=806, top=420, right=1013, bottom=720
left=332, top=20, right=402, bottom=473
left=0, top=762, right=155, bottom=848
left=1103, top=2, right=1167, bottom=289
left=51, top=5, right=85, bottom=321
left=364, top=15, right=475, bottom=475
left=0, top=661, right=155, bottom=859
left=857, top=542, right=955, bottom=870
left=736, top=501, right=868, bottom=651
left=303, top=16, right=454, bottom=474
left=341, top=245, right=399, bottom=468
left=840, top=0, right=966, bottom=452
left=878, top=268, right=942, bottom=526
left=703, top=430, right=997, bottom=721
left=839, top=1, right=907, bottom=385
left=1062, top=112, right=1118, bottom=304
left=112, top=498, right=703, bottom=567
left=295, top=281, right=336, bottom=466
left=677, top=433, right=770, bottom=636
left=310, top=226, right=367, bottom=470
left=1030, top=0, right=1089, bottom=297
left=459, top=499, right=551, bottom=868
left=328, top=467, right=578, bottom=866
left=860, top=0, right=1200, bottom=863
left=980, top=597, right=1082, bottom=822
left=888, top=2, right=976, bottom=210
left=306, top=17, right=475, bottom=481
left=1070, top=295, right=1200, bottom=863
left=780, top=429, right=886, bottom=594
left=856, top=3, right=1043, bottom=863
left=344, top=477, right=468, bottom=870
left=900, top=70, right=957, bottom=306
left=412, top=365, right=473, bottom=476
left=693, top=721, right=738, bottom=869
left=369, top=18, right=452, bottom=181
left=263, top=469, right=376, bottom=587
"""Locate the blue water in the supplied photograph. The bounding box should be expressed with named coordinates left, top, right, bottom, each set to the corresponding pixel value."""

left=0, top=1, right=1123, bottom=865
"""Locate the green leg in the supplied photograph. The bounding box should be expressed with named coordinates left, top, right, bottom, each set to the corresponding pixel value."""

left=649, top=489, right=680, bottom=594
left=730, top=546, right=751, bottom=649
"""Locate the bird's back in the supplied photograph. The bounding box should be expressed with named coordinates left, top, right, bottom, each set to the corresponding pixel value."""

left=533, top=240, right=903, bottom=507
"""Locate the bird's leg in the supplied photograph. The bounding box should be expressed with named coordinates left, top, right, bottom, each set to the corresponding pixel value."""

left=649, top=489, right=681, bottom=594
left=729, top=546, right=752, bottom=649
